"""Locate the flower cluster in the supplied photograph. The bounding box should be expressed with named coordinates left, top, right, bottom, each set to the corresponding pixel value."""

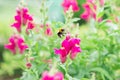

left=62, top=0, right=80, bottom=12
left=80, top=0, right=96, bottom=21
left=11, top=7, right=34, bottom=33
left=54, top=35, right=81, bottom=63
left=41, top=71, right=64, bottom=80
left=44, top=23, right=53, bottom=36
left=4, top=35, right=28, bottom=54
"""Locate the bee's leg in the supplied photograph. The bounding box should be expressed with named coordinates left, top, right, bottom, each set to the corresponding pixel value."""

left=59, top=35, right=61, bottom=38
left=58, top=33, right=62, bottom=38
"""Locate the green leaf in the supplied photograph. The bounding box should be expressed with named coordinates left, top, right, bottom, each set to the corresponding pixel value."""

left=71, top=18, right=81, bottom=22
left=98, top=12, right=104, bottom=18
left=90, top=67, right=113, bottom=80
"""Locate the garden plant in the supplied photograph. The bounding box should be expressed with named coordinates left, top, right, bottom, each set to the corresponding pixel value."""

left=1, top=0, right=120, bottom=80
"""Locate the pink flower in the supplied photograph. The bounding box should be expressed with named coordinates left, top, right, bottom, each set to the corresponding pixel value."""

left=55, top=47, right=68, bottom=63
left=4, top=35, right=28, bottom=54
left=97, top=17, right=102, bottom=22
left=62, top=0, right=80, bottom=12
left=81, top=11, right=90, bottom=21
left=87, top=0, right=94, bottom=3
left=54, top=35, right=81, bottom=63
left=45, top=27, right=53, bottom=36
left=99, top=0, right=104, bottom=6
left=54, top=72, right=64, bottom=80
left=4, top=36, right=16, bottom=54
left=11, top=7, right=33, bottom=32
left=115, top=17, right=119, bottom=23
left=80, top=1, right=96, bottom=21
left=40, top=24, right=44, bottom=28
left=45, top=24, right=53, bottom=36
left=41, top=71, right=64, bottom=80
left=106, top=20, right=112, bottom=23
left=26, top=62, right=32, bottom=69
left=17, top=37, right=28, bottom=53
left=26, top=21, right=35, bottom=34
left=11, top=15, right=22, bottom=32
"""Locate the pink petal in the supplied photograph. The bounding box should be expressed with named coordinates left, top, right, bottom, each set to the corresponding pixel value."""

left=11, top=22, right=21, bottom=32
left=87, top=0, right=94, bottom=3
left=17, top=37, right=28, bottom=54
left=54, top=48, right=68, bottom=57
left=4, top=36, right=16, bottom=54
left=70, top=45, right=81, bottom=60
left=81, top=11, right=90, bottom=21
left=45, top=27, right=53, bottom=36
left=99, top=0, right=104, bottom=6
left=22, top=7, right=28, bottom=13
left=54, top=72, right=64, bottom=80
left=54, top=48, right=68, bottom=63
left=60, top=55, right=67, bottom=63
left=41, top=71, right=54, bottom=80
left=62, top=0, right=80, bottom=12
left=26, top=21, right=35, bottom=34
left=81, top=2, right=96, bottom=21
left=15, top=15, right=21, bottom=22
left=54, top=48, right=61, bottom=55
left=26, top=62, right=32, bottom=69
left=61, top=38, right=70, bottom=52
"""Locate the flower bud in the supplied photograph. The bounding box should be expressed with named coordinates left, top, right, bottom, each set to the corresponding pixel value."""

left=26, top=62, right=32, bottom=69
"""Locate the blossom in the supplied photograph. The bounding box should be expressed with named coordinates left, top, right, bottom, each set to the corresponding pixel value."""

left=62, top=0, right=80, bottom=12
left=11, top=7, right=33, bottom=32
left=17, top=37, right=28, bottom=53
left=26, top=21, right=35, bottom=34
left=26, top=62, right=32, bottom=69
left=99, top=0, right=104, bottom=6
left=115, top=17, right=119, bottom=23
left=80, top=1, right=96, bottom=21
left=97, top=17, right=102, bottom=22
left=4, top=35, right=28, bottom=54
left=45, top=27, right=53, bottom=36
left=45, top=24, right=53, bottom=36
left=54, top=35, right=81, bottom=63
left=41, top=71, right=64, bottom=80
left=4, top=36, right=16, bottom=54
left=87, top=0, right=94, bottom=3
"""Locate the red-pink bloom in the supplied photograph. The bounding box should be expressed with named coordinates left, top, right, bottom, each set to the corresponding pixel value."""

left=44, top=24, right=53, bottom=36
left=4, top=35, right=28, bottom=54
left=106, top=19, right=112, bottom=23
left=4, top=36, right=16, bottom=54
left=45, top=27, right=53, bottom=36
left=55, top=47, right=68, bottom=63
left=17, top=37, right=28, bottom=53
left=40, top=24, right=44, bottom=28
left=41, top=71, right=64, bottom=80
left=115, top=17, right=119, bottom=23
left=99, top=0, right=104, bottom=6
left=26, top=21, right=35, bottom=34
left=11, top=7, right=33, bottom=32
left=87, top=0, right=94, bottom=3
left=97, top=17, right=102, bottom=22
left=26, top=62, right=32, bottom=69
left=54, top=72, right=64, bottom=80
left=80, top=1, right=96, bottom=21
left=54, top=35, right=81, bottom=63
left=62, top=0, right=80, bottom=12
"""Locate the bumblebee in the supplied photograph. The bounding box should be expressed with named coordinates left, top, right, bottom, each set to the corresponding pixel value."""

left=57, top=28, right=66, bottom=38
